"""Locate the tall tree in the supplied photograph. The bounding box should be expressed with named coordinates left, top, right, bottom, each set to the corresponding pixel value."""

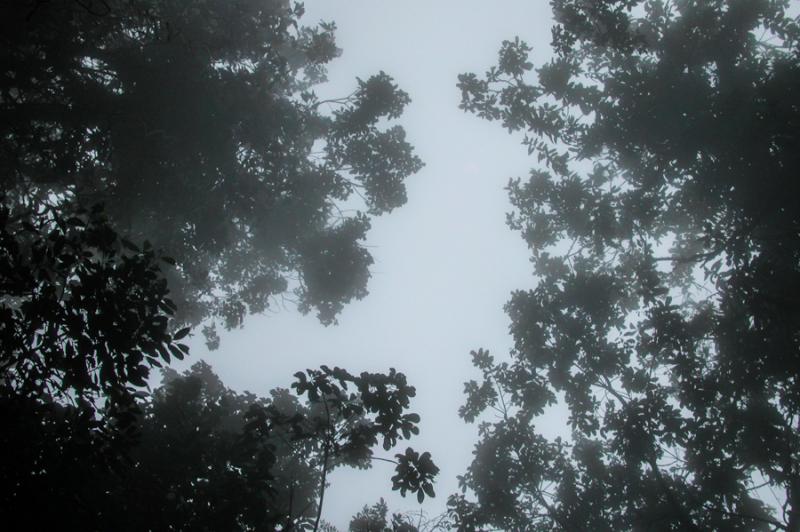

left=0, top=201, right=438, bottom=529
left=1, top=0, right=423, bottom=337
left=452, top=0, right=800, bottom=529
left=0, top=197, right=186, bottom=528
left=60, top=362, right=437, bottom=531
left=1, top=2, right=430, bottom=526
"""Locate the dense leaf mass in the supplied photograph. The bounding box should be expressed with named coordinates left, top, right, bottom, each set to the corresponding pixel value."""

left=2, top=361, right=436, bottom=530
left=453, top=0, right=800, bottom=530
left=0, top=200, right=180, bottom=400
left=348, top=498, right=420, bottom=532
left=0, top=198, right=182, bottom=527
left=1, top=0, right=423, bottom=335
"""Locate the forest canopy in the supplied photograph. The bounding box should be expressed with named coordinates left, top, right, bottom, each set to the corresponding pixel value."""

left=452, top=0, right=800, bottom=530
left=1, top=1, right=434, bottom=529
left=1, top=0, right=423, bottom=337
left=3, top=0, right=800, bottom=530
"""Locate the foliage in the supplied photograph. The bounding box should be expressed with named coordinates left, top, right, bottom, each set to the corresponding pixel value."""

left=1, top=0, right=423, bottom=337
left=3, top=361, right=437, bottom=530
left=284, top=365, right=439, bottom=503
left=0, top=2, right=432, bottom=527
left=122, top=363, right=436, bottom=531
left=453, top=0, right=800, bottom=530
left=0, top=197, right=184, bottom=527
left=101, top=362, right=321, bottom=530
left=0, top=197, right=436, bottom=527
left=1, top=1, right=432, bottom=528
left=348, top=498, right=419, bottom=532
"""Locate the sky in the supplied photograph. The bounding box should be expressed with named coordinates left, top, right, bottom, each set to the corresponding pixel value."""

left=183, top=1, right=560, bottom=527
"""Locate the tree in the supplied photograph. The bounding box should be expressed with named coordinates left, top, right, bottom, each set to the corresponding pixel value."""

left=0, top=195, right=436, bottom=529
left=345, top=498, right=450, bottom=532
left=348, top=498, right=418, bottom=532
left=452, top=0, right=800, bottom=529
left=30, top=361, right=438, bottom=531
left=1, top=0, right=423, bottom=338
left=0, top=197, right=186, bottom=528
left=98, top=362, right=318, bottom=531
left=2, top=3, right=431, bottom=526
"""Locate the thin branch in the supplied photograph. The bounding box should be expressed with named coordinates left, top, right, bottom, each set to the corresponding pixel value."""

left=313, top=397, right=332, bottom=532
left=370, top=456, right=399, bottom=466
left=653, top=250, right=718, bottom=264
left=704, top=505, right=787, bottom=531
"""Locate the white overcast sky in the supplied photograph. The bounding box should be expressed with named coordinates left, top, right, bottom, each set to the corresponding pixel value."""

left=183, top=1, right=561, bottom=528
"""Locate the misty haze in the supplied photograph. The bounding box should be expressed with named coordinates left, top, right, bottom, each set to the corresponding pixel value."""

left=2, top=0, right=799, bottom=530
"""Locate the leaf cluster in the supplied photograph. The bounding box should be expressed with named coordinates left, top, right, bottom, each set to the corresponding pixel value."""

left=453, top=0, right=800, bottom=530
left=1, top=0, right=424, bottom=339
left=0, top=198, right=184, bottom=527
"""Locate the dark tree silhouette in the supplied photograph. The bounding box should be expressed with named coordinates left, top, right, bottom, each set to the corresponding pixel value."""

left=4, top=360, right=437, bottom=530
left=452, top=0, right=800, bottom=530
left=122, top=363, right=437, bottom=531
left=348, top=498, right=419, bottom=532
left=1, top=2, right=432, bottom=526
left=1, top=0, right=423, bottom=338
left=0, top=198, right=184, bottom=528
left=100, top=362, right=321, bottom=531
left=345, top=497, right=450, bottom=532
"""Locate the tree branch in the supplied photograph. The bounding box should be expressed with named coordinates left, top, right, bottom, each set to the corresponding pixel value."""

left=313, top=397, right=332, bottom=532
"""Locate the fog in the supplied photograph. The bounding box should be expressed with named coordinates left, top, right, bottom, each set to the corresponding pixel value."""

left=5, top=0, right=799, bottom=530
left=184, top=1, right=558, bottom=526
